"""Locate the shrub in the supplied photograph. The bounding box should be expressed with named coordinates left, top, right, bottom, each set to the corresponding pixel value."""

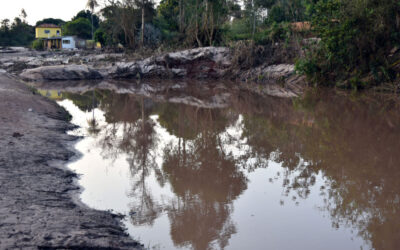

left=300, top=0, right=400, bottom=87
left=31, top=39, right=44, bottom=50
left=254, top=22, right=291, bottom=45
left=137, top=23, right=162, bottom=48
left=94, top=29, right=107, bottom=46
left=223, top=18, right=251, bottom=42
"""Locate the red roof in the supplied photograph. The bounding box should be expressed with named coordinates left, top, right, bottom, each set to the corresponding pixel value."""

left=37, top=23, right=60, bottom=28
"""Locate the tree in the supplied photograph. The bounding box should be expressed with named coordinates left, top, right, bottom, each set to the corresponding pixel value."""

left=35, top=18, right=65, bottom=27
left=20, top=9, right=27, bottom=23
left=297, top=0, right=400, bottom=87
left=141, top=0, right=145, bottom=46
left=86, top=0, right=99, bottom=40
left=0, top=17, right=34, bottom=46
left=73, top=10, right=100, bottom=30
left=64, top=18, right=92, bottom=39
left=120, top=0, right=141, bottom=48
left=97, top=0, right=155, bottom=48
left=98, top=2, right=125, bottom=46
left=94, top=28, right=107, bottom=45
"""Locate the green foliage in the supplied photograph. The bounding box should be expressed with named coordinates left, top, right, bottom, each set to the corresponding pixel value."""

left=155, top=0, right=236, bottom=46
left=225, top=20, right=291, bottom=45
left=157, top=0, right=179, bottom=32
left=264, top=0, right=316, bottom=23
left=97, top=4, right=125, bottom=47
left=94, top=29, right=107, bottom=45
left=94, top=0, right=313, bottom=49
left=267, top=4, right=287, bottom=23
left=73, top=10, right=100, bottom=30
left=0, top=18, right=35, bottom=46
left=154, top=0, right=182, bottom=44
left=223, top=18, right=252, bottom=41
left=64, top=17, right=92, bottom=39
left=97, top=0, right=156, bottom=48
left=31, top=39, right=44, bottom=50
left=36, top=18, right=65, bottom=27
left=256, top=22, right=291, bottom=44
left=300, top=0, right=400, bottom=87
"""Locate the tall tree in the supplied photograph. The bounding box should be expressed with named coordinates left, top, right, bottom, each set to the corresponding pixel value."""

left=86, top=0, right=99, bottom=40
left=20, top=9, right=27, bottom=23
left=141, top=0, right=145, bottom=46
left=179, top=0, right=184, bottom=33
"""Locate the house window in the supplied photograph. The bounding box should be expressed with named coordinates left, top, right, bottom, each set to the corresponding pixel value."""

left=63, top=40, right=71, bottom=44
left=44, top=30, right=50, bottom=34
left=56, top=30, right=60, bottom=36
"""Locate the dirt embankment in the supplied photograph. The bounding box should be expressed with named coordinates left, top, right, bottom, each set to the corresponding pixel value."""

left=0, top=72, right=141, bottom=249
left=10, top=46, right=306, bottom=98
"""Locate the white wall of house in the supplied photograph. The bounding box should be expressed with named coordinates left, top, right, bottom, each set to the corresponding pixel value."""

left=62, top=36, right=76, bottom=49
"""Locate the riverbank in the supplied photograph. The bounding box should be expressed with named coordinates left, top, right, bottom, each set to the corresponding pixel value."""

left=1, top=46, right=307, bottom=98
left=0, top=72, right=141, bottom=249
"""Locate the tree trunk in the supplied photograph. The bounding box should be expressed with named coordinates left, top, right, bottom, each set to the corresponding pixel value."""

left=252, top=0, right=256, bottom=38
left=195, top=0, right=202, bottom=47
left=209, top=4, right=214, bottom=46
left=179, top=0, right=183, bottom=33
left=91, top=10, right=94, bottom=40
left=141, top=0, right=145, bottom=47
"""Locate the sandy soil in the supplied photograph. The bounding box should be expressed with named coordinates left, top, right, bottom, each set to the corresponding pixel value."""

left=0, top=72, right=141, bottom=249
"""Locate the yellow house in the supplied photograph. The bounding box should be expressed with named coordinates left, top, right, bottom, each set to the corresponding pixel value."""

left=35, top=24, right=62, bottom=49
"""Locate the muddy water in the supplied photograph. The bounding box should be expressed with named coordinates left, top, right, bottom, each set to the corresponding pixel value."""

left=40, top=86, right=400, bottom=250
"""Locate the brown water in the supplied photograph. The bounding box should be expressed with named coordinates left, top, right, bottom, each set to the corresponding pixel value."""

left=39, top=84, right=400, bottom=250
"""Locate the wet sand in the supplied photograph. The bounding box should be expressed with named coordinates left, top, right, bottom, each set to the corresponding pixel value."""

left=0, top=72, right=141, bottom=249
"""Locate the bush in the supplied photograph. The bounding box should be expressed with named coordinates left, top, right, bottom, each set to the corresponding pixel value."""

left=223, top=18, right=251, bottom=42
left=94, top=29, right=107, bottom=46
left=31, top=39, right=44, bottom=50
left=254, top=22, right=291, bottom=45
left=137, top=23, right=162, bottom=47
left=300, top=0, right=400, bottom=87
left=86, top=40, right=95, bottom=49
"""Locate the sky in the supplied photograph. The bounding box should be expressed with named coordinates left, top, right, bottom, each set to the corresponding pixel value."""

left=0, top=0, right=105, bottom=25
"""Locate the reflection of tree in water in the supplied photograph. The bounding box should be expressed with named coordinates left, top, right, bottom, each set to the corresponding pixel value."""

left=159, top=105, right=247, bottom=250
left=62, top=90, right=102, bottom=112
left=88, top=92, right=164, bottom=226
left=235, top=91, right=400, bottom=250
left=93, top=93, right=248, bottom=243
left=86, top=90, right=101, bottom=136
left=62, top=88, right=400, bottom=249
left=126, top=97, right=163, bottom=226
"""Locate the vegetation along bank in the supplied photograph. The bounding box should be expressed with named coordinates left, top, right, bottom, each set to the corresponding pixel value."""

left=2, top=0, right=400, bottom=91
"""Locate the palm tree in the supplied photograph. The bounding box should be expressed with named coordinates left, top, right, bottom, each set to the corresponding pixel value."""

left=86, top=0, right=99, bottom=40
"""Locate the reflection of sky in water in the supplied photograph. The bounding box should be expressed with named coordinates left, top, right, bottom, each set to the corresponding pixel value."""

left=58, top=99, right=369, bottom=250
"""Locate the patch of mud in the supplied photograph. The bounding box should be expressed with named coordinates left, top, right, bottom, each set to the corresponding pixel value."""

left=0, top=72, right=141, bottom=249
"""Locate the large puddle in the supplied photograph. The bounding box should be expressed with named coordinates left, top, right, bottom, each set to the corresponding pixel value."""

left=38, top=84, right=400, bottom=250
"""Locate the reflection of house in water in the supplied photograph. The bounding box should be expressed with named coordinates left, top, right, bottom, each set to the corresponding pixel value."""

left=37, top=89, right=63, bottom=100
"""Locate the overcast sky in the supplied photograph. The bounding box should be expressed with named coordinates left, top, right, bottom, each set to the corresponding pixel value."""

left=0, top=0, right=106, bottom=25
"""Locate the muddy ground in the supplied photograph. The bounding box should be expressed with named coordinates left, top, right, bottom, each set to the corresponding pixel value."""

left=0, top=72, right=141, bottom=249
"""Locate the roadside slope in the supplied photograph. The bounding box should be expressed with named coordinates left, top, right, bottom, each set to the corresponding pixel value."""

left=0, top=72, right=140, bottom=249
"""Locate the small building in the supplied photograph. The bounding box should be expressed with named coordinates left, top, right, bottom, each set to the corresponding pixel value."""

left=35, top=24, right=62, bottom=49
left=62, top=36, right=86, bottom=50
left=62, top=36, right=76, bottom=49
